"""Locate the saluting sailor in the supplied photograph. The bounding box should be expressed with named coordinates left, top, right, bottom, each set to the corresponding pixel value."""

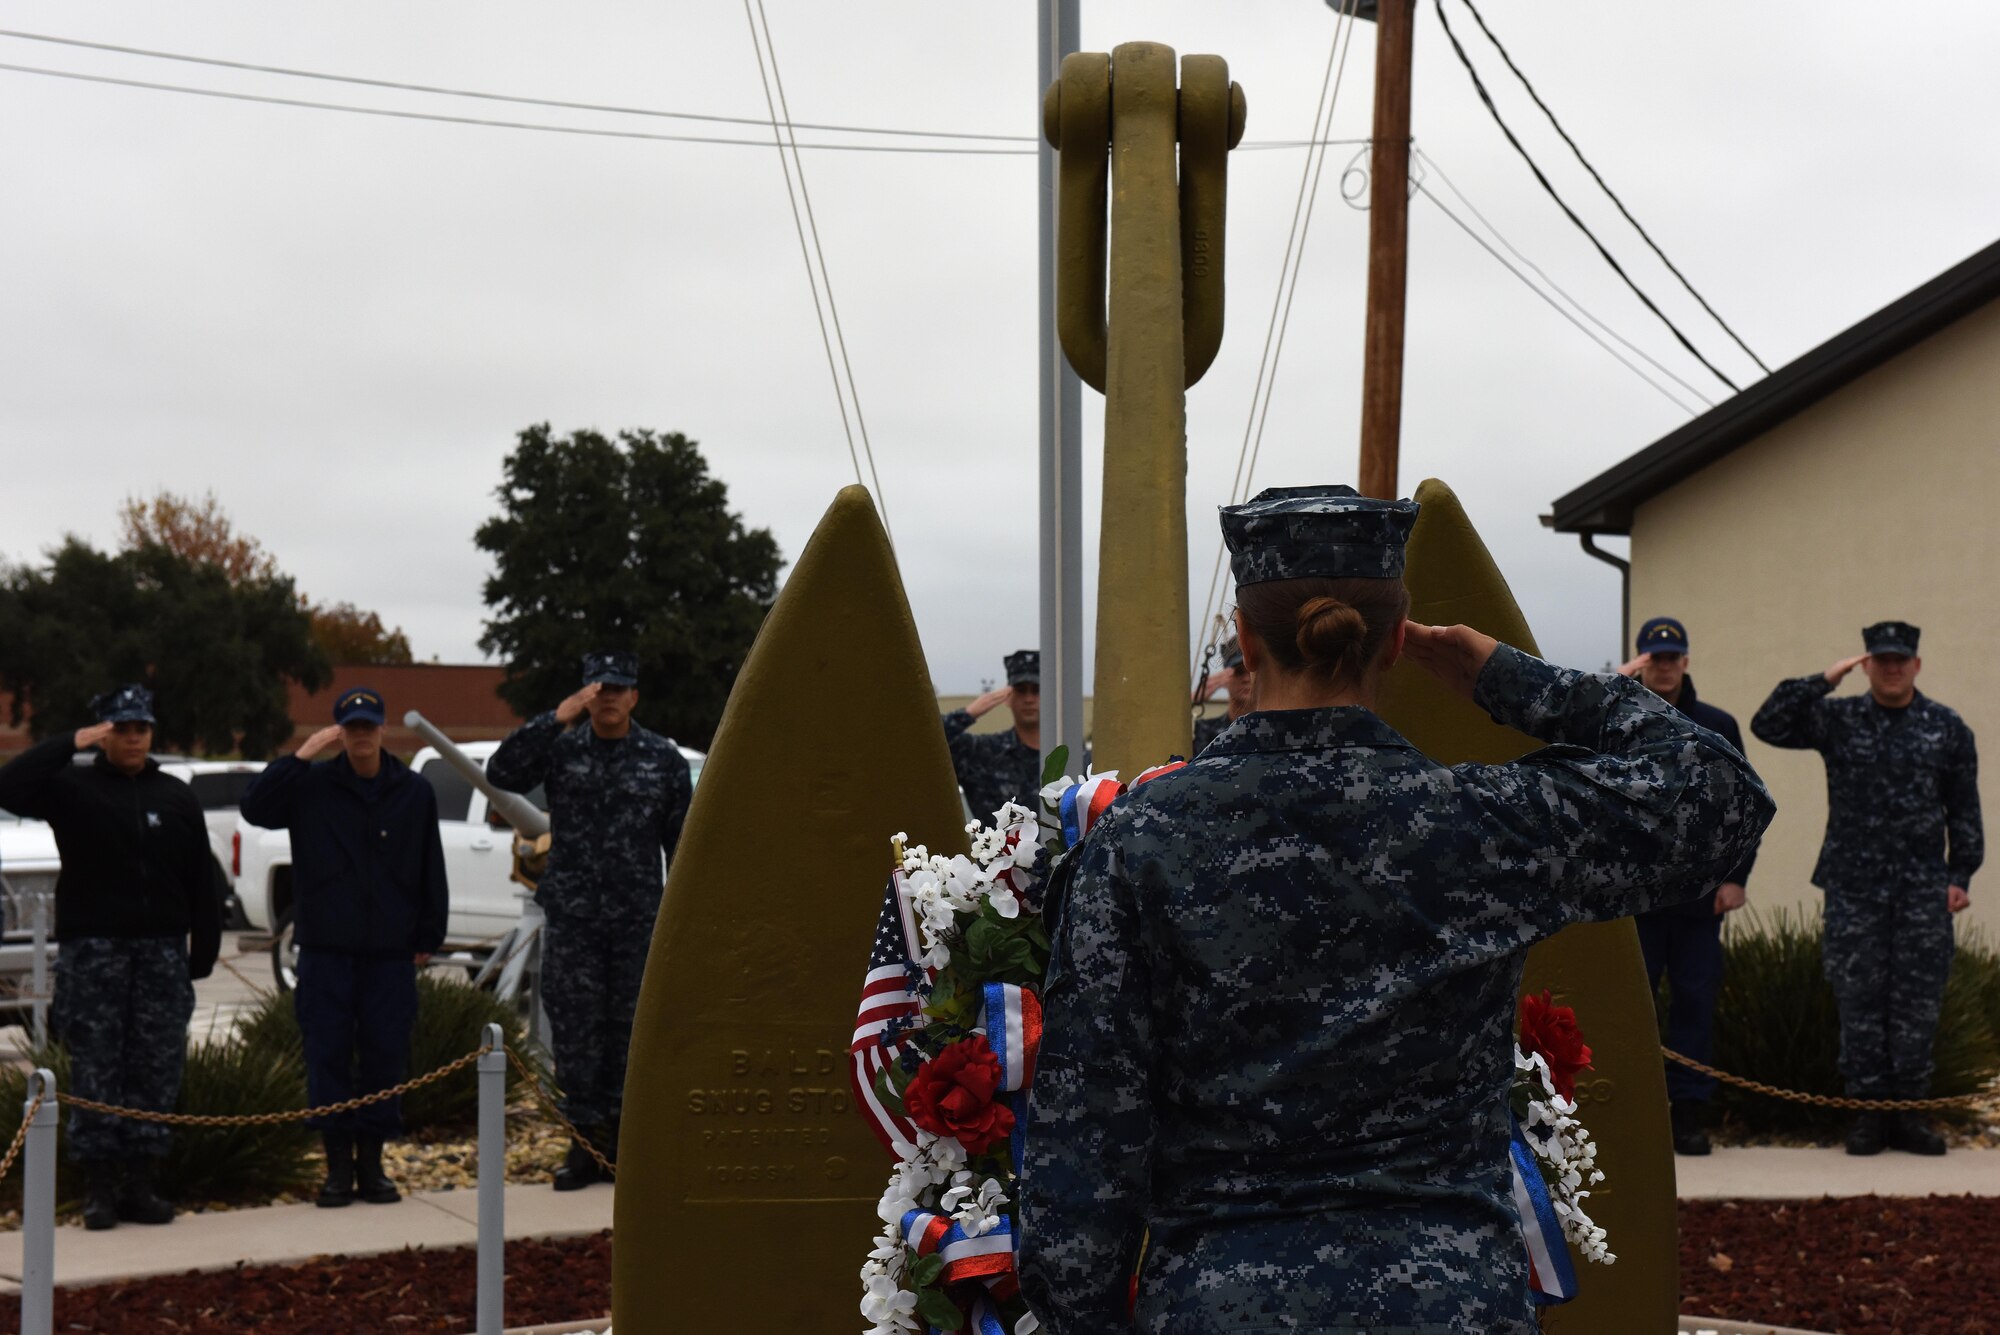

left=1017, top=484, right=1775, bottom=1334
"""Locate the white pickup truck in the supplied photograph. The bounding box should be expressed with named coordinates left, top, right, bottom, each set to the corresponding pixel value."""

left=0, top=807, right=60, bottom=1034
left=235, top=739, right=705, bottom=989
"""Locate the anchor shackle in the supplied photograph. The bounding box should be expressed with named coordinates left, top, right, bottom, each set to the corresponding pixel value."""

left=1042, top=44, right=1246, bottom=392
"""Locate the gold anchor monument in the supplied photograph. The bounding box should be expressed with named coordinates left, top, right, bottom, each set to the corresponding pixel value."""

left=609, top=30, right=1676, bottom=1333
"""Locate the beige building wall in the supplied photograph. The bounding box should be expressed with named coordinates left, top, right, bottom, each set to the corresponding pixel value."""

left=1628, top=298, right=2000, bottom=939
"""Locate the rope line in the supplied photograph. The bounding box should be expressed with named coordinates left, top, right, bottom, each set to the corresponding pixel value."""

left=0, top=1089, right=43, bottom=1181
left=1192, top=0, right=1362, bottom=684
left=54, top=1045, right=490, bottom=1127
left=750, top=0, right=891, bottom=544
left=1449, top=0, right=1770, bottom=375
left=508, top=1048, right=616, bottom=1178
left=1430, top=0, right=1745, bottom=395
left=1660, top=1048, right=1994, bottom=1112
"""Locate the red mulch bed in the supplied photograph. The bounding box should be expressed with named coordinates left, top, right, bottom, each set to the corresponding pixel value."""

left=0, top=1232, right=609, bottom=1335
left=5, top=1200, right=1998, bottom=1333
left=1681, top=1197, right=2000, bottom=1334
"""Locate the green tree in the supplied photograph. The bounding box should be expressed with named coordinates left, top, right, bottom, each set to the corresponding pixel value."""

left=476, top=425, right=782, bottom=748
left=0, top=539, right=330, bottom=757
left=310, top=602, right=415, bottom=665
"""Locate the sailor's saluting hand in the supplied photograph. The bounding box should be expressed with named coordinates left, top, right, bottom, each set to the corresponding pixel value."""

left=555, top=682, right=602, bottom=725
left=295, top=725, right=344, bottom=761
left=72, top=721, right=115, bottom=750
left=964, top=683, right=1015, bottom=720
left=1400, top=621, right=1500, bottom=701
left=1824, top=653, right=1870, bottom=686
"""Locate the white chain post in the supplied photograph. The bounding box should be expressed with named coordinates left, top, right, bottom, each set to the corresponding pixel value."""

left=476, top=1022, right=506, bottom=1335
left=21, top=1067, right=58, bottom=1335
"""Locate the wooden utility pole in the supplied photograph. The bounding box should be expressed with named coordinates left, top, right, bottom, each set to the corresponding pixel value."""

left=1358, top=0, right=1415, bottom=500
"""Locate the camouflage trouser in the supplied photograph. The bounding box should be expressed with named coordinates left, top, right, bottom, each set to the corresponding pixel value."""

left=53, top=936, right=196, bottom=1161
left=541, top=912, right=651, bottom=1128
left=1823, top=886, right=1954, bottom=1097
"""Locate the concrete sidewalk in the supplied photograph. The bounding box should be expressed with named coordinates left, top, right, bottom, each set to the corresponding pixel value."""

left=0, top=1180, right=612, bottom=1294
left=1675, top=1144, right=2000, bottom=1199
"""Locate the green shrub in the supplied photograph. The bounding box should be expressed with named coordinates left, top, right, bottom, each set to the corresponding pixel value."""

left=233, top=973, right=549, bottom=1135
left=1699, top=907, right=2000, bottom=1137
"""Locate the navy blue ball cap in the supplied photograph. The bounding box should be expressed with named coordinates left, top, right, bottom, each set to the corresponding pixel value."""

left=1221, top=484, right=1420, bottom=586
left=1635, top=617, right=1690, bottom=656
left=582, top=651, right=640, bottom=687
left=1863, top=620, right=1920, bottom=657
left=333, top=686, right=387, bottom=726
left=91, top=684, right=155, bottom=724
left=1004, top=649, right=1040, bottom=687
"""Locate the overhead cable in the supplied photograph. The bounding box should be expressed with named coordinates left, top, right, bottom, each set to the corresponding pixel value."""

left=0, top=29, right=1368, bottom=153
left=1193, top=0, right=1363, bottom=683
left=1430, top=0, right=1744, bottom=394
left=1416, top=148, right=1714, bottom=408
left=1451, top=0, right=1770, bottom=374
left=1415, top=179, right=1703, bottom=415
left=742, top=0, right=890, bottom=542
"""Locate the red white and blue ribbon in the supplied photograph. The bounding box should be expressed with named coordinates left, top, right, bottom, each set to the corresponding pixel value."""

left=1509, top=1117, right=1578, bottom=1305
left=1059, top=773, right=1124, bottom=848
left=978, top=983, right=1044, bottom=1093
left=900, top=1209, right=1017, bottom=1288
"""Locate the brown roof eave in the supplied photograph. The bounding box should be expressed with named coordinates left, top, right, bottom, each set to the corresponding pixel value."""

left=1548, top=236, right=2000, bottom=537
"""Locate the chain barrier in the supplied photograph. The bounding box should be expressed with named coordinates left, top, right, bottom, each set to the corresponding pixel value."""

left=507, top=1047, right=616, bottom=1179
left=0, top=1088, right=44, bottom=1181
left=55, top=1045, right=491, bottom=1127
left=1662, top=1047, right=1996, bottom=1112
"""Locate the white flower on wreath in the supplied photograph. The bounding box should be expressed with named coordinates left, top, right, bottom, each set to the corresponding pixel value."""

left=1513, top=1044, right=1614, bottom=1266
left=860, top=1269, right=920, bottom=1333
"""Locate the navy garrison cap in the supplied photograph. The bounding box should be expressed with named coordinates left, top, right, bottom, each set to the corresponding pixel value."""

left=582, top=651, right=640, bottom=687
left=333, top=686, right=386, bottom=726
left=1636, top=617, right=1690, bottom=656
left=1004, top=649, right=1040, bottom=687
left=1221, top=485, right=1421, bottom=586
left=91, top=684, right=155, bottom=724
left=1863, top=621, right=1920, bottom=657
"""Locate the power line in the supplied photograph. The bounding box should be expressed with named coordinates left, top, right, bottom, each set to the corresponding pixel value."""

left=1415, top=178, right=1703, bottom=415
left=1430, top=0, right=1745, bottom=394
left=1416, top=148, right=1715, bottom=408
left=0, top=29, right=1374, bottom=153
left=0, top=61, right=1034, bottom=153
left=1451, top=0, right=1770, bottom=374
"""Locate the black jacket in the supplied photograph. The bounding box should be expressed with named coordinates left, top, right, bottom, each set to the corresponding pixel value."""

left=0, top=734, right=221, bottom=977
left=240, top=751, right=449, bottom=956
left=1646, top=675, right=1760, bottom=918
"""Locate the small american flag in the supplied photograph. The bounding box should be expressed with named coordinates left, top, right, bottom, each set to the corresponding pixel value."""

left=850, top=868, right=926, bottom=1156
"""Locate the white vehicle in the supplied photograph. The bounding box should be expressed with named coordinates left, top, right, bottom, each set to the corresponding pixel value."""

left=0, top=807, right=60, bottom=1033
left=235, top=739, right=705, bottom=989
left=156, top=759, right=265, bottom=922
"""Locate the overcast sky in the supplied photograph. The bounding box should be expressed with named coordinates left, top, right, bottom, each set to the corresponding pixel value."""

left=5, top=2, right=1998, bottom=696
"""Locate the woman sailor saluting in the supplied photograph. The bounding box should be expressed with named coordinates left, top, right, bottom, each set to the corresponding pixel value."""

left=1016, top=484, right=1773, bottom=1335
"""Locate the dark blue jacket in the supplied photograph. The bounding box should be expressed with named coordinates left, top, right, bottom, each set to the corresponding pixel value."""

left=1646, top=676, right=1759, bottom=918
left=241, top=751, right=449, bottom=956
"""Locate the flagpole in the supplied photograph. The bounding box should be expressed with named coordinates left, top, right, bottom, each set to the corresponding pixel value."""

left=1038, top=0, right=1084, bottom=776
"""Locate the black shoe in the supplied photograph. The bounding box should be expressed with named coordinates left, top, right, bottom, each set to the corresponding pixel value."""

left=552, top=1133, right=605, bottom=1192
left=1887, top=1111, right=1947, bottom=1156
left=81, top=1162, right=121, bottom=1231
left=317, top=1131, right=357, bottom=1209
left=355, top=1134, right=402, bottom=1204
left=116, top=1160, right=175, bottom=1225
left=1670, top=1101, right=1712, bottom=1157
left=1845, top=1111, right=1886, bottom=1156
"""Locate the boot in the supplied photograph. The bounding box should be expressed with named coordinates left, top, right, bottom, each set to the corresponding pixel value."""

left=1670, top=1101, right=1712, bottom=1157
left=1845, top=1111, right=1886, bottom=1156
left=81, top=1161, right=121, bottom=1231
left=317, top=1130, right=357, bottom=1209
left=552, top=1130, right=605, bottom=1192
left=355, top=1134, right=402, bottom=1204
left=1887, top=1111, right=1947, bottom=1156
left=116, top=1159, right=176, bottom=1225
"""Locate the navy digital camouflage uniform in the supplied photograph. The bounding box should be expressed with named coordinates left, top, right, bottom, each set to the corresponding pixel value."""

left=1017, top=486, right=1776, bottom=1335
left=943, top=650, right=1063, bottom=821
left=1751, top=622, right=1983, bottom=1098
left=485, top=655, right=693, bottom=1127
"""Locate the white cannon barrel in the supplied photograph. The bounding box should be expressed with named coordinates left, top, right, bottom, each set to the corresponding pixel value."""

left=404, top=710, right=551, bottom=839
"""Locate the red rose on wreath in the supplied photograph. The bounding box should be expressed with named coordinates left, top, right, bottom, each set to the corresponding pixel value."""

left=1518, top=989, right=1593, bottom=1103
left=904, top=1035, right=1016, bottom=1155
